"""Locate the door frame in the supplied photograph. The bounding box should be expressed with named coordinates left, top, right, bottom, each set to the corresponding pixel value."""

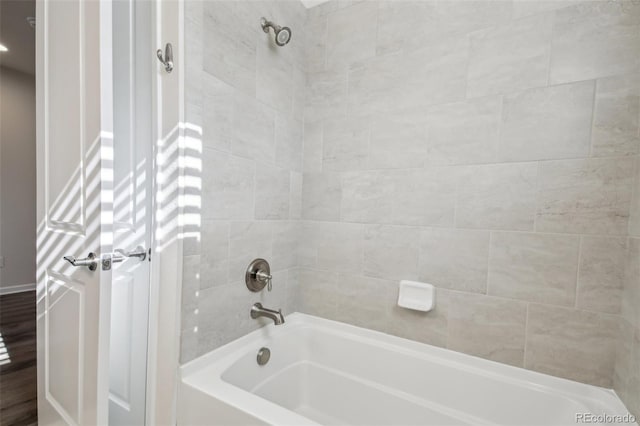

left=144, top=0, right=184, bottom=424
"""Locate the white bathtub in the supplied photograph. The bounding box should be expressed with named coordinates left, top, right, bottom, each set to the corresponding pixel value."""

left=178, top=313, right=634, bottom=426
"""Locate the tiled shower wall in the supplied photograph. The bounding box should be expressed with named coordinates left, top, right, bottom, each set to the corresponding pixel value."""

left=299, top=0, right=640, bottom=405
left=180, top=0, right=307, bottom=362
left=180, top=0, right=640, bottom=414
left=618, top=168, right=640, bottom=414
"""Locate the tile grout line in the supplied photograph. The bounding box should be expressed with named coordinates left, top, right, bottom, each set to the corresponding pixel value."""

left=297, top=218, right=631, bottom=239
left=534, top=161, right=541, bottom=233
left=485, top=231, right=493, bottom=297
left=545, top=10, right=556, bottom=88
left=574, top=235, right=583, bottom=310
left=523, top=302, right=530, bottom=369
left=588, top=78, right=598, bottom=158
left=292, top=264, right=626, bottom=317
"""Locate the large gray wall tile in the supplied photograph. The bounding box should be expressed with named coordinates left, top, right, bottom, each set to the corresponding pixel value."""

left=301, top=221, right=364, bottom=273
left=203, top=1, right=257, bottom=96
left=305, top=12, right=327, bottom=72
left=577, top=236, right=626, bottom=314
left=275, top=115, right=304, bottom=173
left=591, top=74, right=640, bottom=158
left=426, top=96, right=501, bottom=165
left=467, top=13, right=553, bottom=98
left=488, top=232, right=579, bottom=306
left=322, top=116, right=370, bottom=171
left=387, top=288, right=450, bottom=348
left=305, top=69, right=348, bottom=123
left=364, top=225, right=420, bottom=280
left=392, top=169, right=458, bottom=227
left=377, top=1, right=511, bottom=57
left=457, top=163, right=537, bottom=230
left=200, top=221, right=230, bottom=289
left=536, top=158, right=634, bottom=235
left=512, top=1, right=583, bottom=20
left=326, top=1, right=377, bottom=70
left=499, top=81, right=594, bottom=162
left=369, top=112, right=428, bottom=169
left=301, top=172, right=342, bottom=221
left=419, top=228, right=490, bottom=294
left=348, top=37, right=468, bottom=115
left=303, top=120, right=323, bottom=173
left=448, top=292, right=527, bottom=367
left=257, top=39, right=294, bottom=114
left=376, top=1, right=439, bottom=56
left=526, top=304, right=619, bottom=387
left=201, top=150, right=255, bottom=221
left=629, top=158, right=640, bottom=237
left=255, top=164, right=291, bottom=220
left=550, top=1, right=640, bottom=84
left=341, top=171, right=395, bottom=224
left=623, top=238, right=640, bottom=328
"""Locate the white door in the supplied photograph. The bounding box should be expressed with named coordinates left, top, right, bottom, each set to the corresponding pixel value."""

left=35, top=0, right=114, bottom=425
left=108, top=1, right=153, bottom=425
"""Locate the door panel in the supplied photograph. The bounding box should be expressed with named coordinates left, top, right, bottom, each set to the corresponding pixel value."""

left=46, top=276, right=83, bottom=424
left=109, top=275, right=134, bottom=404
left=45, top=1, right=84, bottom=230
left=36, top=0, right=113, bottom=424
left=109, top=0, right=153, bottom=425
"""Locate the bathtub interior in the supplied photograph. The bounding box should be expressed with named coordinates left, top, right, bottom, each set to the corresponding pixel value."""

left=213, top=318, right=626, bottom=426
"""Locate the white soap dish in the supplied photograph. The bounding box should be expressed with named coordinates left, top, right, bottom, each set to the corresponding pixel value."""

left=397, top=280, right=435, bottom=312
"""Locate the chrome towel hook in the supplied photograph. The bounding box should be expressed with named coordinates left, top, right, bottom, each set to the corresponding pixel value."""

left=156, top=43, right=173, bottom=73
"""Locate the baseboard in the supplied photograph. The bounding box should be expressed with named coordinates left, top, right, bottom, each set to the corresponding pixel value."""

left=0, top=283, right=36, bottom=295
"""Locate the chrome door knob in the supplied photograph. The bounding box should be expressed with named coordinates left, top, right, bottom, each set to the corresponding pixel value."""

left=63, top=252, right=98, bottom=271
left=113, top=246, right=147, bottom=262
left=102, top=246, right=148, bottom=270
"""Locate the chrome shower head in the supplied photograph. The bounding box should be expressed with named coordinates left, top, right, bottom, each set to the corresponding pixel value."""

left=261, top=17, right=292, bottom=47
left=275, top=26, right=292, bottom=46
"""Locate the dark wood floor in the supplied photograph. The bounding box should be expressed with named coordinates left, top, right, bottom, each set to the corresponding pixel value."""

left=0, top=291, right=37, bottom=426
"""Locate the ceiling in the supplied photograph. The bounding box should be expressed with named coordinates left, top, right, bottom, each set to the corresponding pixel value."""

left=0, top=0, right=36, bottom=75
left=300, top=0, right=331, bottom=8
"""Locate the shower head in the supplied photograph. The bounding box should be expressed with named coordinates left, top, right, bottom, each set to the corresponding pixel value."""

left=261, top=17, right=292, bottom=47
left=275, top=26, right=292, bottom=46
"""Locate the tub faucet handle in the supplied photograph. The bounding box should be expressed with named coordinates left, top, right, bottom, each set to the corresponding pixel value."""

left=256, top=270, right=272, bottom=291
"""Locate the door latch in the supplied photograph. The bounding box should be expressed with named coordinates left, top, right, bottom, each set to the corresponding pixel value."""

left=101, top=246, right=147, bottom=270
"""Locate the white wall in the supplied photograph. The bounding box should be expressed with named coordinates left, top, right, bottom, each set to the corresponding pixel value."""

left=0, top=66, right=36, bottom=291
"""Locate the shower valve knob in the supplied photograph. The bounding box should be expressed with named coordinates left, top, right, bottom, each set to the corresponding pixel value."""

left=256, top=270, right=273, bottom=292
left=246, top=258, right=273, bottom=292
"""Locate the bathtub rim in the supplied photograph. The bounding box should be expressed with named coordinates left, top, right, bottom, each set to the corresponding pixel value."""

left=179, top=313, right=631, bottom=425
